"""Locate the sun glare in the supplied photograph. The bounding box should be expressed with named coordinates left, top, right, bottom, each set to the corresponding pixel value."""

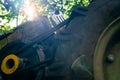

left=21, top=0, right=43, bottom=21
left=23, top=1, right=37, bottom=20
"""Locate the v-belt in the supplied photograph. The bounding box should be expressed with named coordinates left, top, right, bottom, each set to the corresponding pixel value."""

left=15, top=19, right=69, bottom=73
left=2, top=6, right=87, bottom=73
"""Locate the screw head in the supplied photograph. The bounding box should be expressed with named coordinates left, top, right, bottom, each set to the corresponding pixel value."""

left=106, top=54, right=115, bottom=63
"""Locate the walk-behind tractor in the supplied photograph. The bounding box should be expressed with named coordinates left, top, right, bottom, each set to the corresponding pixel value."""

left=0, top=0, right=120, bottom=80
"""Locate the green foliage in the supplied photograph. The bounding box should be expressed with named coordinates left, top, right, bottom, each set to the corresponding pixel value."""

left=0, top=0, right=92, bottom=36
left=46, top=0, right=92, bottom=18
left=0, top=0, right=23, bottom=36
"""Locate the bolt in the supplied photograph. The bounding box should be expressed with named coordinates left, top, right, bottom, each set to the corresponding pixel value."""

left=106, top=54, right=115, bottom=63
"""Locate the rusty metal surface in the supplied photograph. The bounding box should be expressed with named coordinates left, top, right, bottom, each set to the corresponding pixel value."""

left=7, top=16, right=51, bottom=43
left=0, top=38, right=8, bottom=49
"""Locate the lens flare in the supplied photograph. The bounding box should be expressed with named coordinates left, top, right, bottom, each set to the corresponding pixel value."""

left=20, top=0, right=44, bottom=21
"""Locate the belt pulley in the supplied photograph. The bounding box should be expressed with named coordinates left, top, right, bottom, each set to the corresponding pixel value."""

left=1, top=54, right=19, bottom=75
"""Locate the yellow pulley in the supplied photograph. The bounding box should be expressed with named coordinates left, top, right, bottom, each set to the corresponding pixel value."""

left=1, top=54, right=19, bottom=75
